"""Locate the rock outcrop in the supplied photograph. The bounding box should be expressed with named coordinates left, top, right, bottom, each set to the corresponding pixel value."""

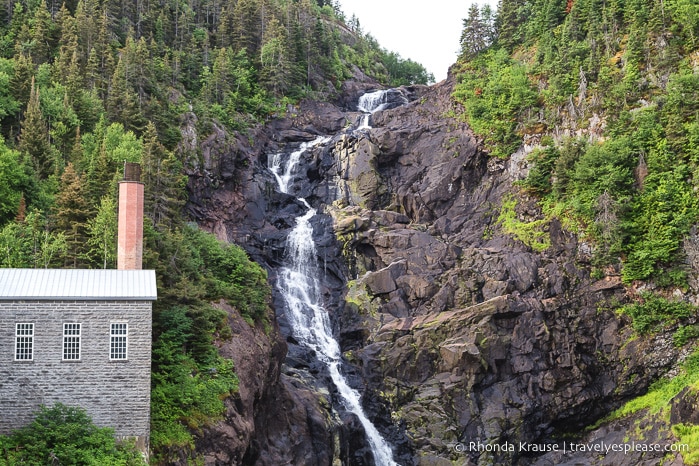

left=184, top=73, right=692, bottom=465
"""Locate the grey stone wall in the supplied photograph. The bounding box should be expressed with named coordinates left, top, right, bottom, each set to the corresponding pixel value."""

left=0, top=300, right=152, bottom=447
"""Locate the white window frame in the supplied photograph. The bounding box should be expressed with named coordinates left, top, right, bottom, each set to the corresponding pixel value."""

left=109, top=322, right=128, bottom=361
left=15, top=323, right=34, bottom=361
left=62, top=323, right=81, bottom=361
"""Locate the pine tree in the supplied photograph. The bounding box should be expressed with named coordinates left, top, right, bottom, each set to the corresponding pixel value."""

left=141, top=121, right=185, bottom=228
left=216, top=6, right=234, bottom=48
left=496, top=0, right=527, bottom=51
left=10, top=52, right=33, bottom=108
left=30, top=1, right=53, bottom=64
left=106, top=56, right=144, bottom=132
left=233, top=0, right=261, bottom=56
left=460, top=4, right=488, bottom=59
left=54, top=162, right=90, bottom=267
left=19, top=78, right=53, bottom=179
left=260, top=17, right=291, bottom=96
left=55, top=7, right=79, bottom=83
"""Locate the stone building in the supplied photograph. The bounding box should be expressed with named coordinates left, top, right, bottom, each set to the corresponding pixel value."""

left=0, top=163, right=156, bottom=451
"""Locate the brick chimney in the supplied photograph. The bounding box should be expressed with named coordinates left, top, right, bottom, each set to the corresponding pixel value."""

left=118, top=162, right=144, bottom=270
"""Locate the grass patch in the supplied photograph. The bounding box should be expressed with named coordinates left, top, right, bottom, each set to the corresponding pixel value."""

left=497, top=194, right=551, bottom=252
left=604, top=351, right=699, bottom=425
left=672, top=424, right=699, bottom=465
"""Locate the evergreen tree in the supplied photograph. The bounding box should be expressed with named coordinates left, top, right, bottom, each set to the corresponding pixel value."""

left=460, top=4, right=488, bottom=59
left=260, top=16, right=291, bottom=95
left=107, top=55, right=144, bottom=132
left=0, top=140, right=30, bottom=226
left=232, top=0, right=261, bottom=56
left=29, top=1, right=53, bottom=64
left=54, top=162, right=90, bottom=267
left=19, top=78, right=53, bottom=179
left=55, top=6, right=79, bottom=83
left=496, top=0, right=527, bottom=50
left=10, top=52, right=33, bottom=108
left=141, top=121, right=185, bottom=228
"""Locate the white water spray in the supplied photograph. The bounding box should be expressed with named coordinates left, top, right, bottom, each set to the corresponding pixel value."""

left=270, top=137, right=398, bottom=466
left=357, top=90, right=393, bottom=130
left=269, top=137, right=330, bottom=193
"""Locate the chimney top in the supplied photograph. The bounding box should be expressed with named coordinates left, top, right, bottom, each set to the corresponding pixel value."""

left=124, top=162, right=141, bottom=182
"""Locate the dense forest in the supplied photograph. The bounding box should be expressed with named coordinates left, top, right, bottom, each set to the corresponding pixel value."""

left=0, top=0, right=432, bottom=462
left=456, top=0, right=699, bottom=286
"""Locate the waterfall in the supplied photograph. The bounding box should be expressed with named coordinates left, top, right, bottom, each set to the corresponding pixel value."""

left=269, top=137, right=330, bottom=194
left=357, top=89, right=408, bottom=130
left=270, top=136, right=398, bottom=466
left=357, top=90, right=387, bottom=130
left=357, top=90, right=392, bottom=114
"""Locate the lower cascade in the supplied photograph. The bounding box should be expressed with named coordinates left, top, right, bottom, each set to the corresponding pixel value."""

left=269, top=136, right=398, bottom=466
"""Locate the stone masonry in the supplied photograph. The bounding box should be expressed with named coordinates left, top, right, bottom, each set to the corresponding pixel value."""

left=0, top=300, right=152, bottom=450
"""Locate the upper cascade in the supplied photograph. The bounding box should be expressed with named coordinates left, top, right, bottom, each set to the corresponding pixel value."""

left=357, top=89, right=409, bottom=114
left=357, top=89, right=409, bottom=130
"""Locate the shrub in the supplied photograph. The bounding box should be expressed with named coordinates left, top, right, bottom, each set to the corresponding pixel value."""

left=620, top=293, right=696, bottom=334
left=0, top=403, right=145, bottom=465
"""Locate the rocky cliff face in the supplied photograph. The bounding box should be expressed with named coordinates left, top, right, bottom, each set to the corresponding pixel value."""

left=185, top=74, right=692, bottom=465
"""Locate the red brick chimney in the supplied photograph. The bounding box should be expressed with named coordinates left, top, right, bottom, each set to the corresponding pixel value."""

left=118, top=162, right=144, bottom=270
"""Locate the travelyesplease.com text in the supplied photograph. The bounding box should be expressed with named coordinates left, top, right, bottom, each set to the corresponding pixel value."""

left=454, top=440, right=689, bottom=455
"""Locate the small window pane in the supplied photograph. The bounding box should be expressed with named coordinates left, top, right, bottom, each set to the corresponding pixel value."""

left=110, top=323, right=128, bottom=360
left=15, top=323, right=34, bottom=361
left=63, top=323, right=81, bottom=360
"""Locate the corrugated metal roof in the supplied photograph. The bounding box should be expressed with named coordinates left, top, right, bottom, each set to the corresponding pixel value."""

left=0, top=269, right=157, bottom=300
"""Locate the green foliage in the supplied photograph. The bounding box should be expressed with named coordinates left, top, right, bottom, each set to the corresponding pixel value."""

left=606, top=350, right=699, bottom=423
left=619, top=292, right=696, bottom=335
left=0, top=210, right=67, bottom=268
left=0, top=138, right=29, bottom=225
left=453, top=47, right=538, bottom=158
left=144, top=224, right=269, bottom=462
left=611, top=369, right=696, bottom=418
left=0, top=403, right=145, bottom=465
left=150, top=304, right=239, bottom=463
left=623, top=165, right=699, bottom=284
left=520, top=145, right=559, bottom=196
left=379, top=51, right=435, bottom=86
left=455, top=0, right=699, bottom=286
left=85, top=194, right=117, bottom=269
left=497, top=194, right=551, bottom=251
left=145, top=224, right=269, bottom=322
left=672, top=423, right=699, bottom=466
left=674, top=325, right=699, bottom=348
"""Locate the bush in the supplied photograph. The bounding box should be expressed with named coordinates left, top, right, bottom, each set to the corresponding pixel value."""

left=150, top=304, right=239, bottom=464
left=0, top=403, right=145, bottom=465
left=497, top=194, right=551, bottom=252
left=620, top=293, right=696, bottom=334
left=453, top=47, right=538, bottom=158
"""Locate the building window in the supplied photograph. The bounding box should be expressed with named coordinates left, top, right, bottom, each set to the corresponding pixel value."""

left=110, top=323, right=128, bottom=360
left=15, top=323, right=34, bottom=361
left=63, top=323, right=81, bottom=360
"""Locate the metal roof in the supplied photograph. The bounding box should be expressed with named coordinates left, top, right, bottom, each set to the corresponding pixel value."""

left=0, top=269, right=157, bottom=301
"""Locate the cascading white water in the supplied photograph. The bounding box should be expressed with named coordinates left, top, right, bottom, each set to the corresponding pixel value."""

left=357, top=90, right=391, bottom=130
left=270, top=136, right=398, bottom=466
left=269, top=137, right=330, bottom=193
left=358, top=90, right=392, bottom=114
